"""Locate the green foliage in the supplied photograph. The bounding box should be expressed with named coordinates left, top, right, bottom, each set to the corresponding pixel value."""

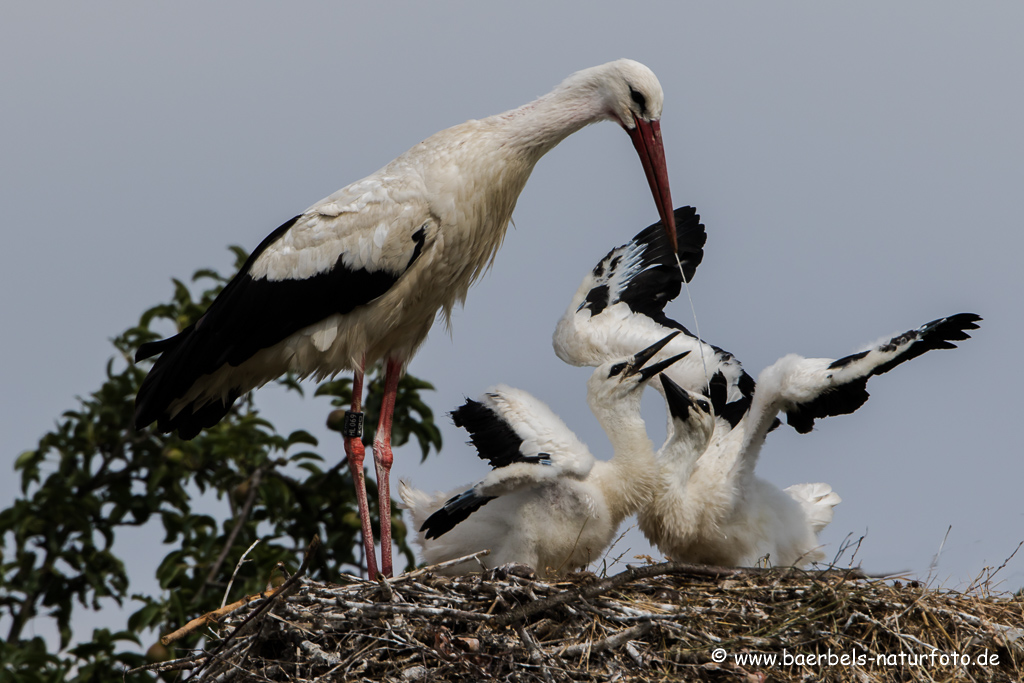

left=0, top=248, right=441, bottom=681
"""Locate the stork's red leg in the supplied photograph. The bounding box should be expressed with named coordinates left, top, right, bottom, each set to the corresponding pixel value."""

left=373, top=357, right=403, bottom=578
left=344, top=364, right=380, bottom=580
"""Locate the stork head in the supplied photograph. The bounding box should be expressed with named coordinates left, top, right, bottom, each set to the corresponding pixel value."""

left=604, top=60, right=676, bottom=253
left=659, top=374, right=715, bottom=456
left=587, top=331, right=689, bottom=409
left=592, top=59, right=665, bottom=129
left=565, top=59, right=676, bottom=252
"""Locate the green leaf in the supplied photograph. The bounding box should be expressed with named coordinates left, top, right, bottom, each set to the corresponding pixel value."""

left=286, top=429, right=318, bottom=447
left=0, top=244, right=441, bottom=672
left=14, top=450, right=36, bottom=470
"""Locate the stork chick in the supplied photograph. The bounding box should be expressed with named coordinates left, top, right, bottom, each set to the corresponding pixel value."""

left=640, top=314, right=980, bottom=567
left=400, top=333, right=686, bottom=576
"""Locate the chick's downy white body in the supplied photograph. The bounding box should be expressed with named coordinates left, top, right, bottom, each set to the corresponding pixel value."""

left=639, top=379, right=838, bottom=567
left=640, top=313, right=980, bottom=567
left=401, top=335, right=685, bottom=576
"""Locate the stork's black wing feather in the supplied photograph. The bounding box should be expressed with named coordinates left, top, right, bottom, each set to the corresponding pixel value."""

left=451, top=399, right=552, bottom=470
left=134, top=216, right=428, bottom=437
left=784, top=313, right=982, bottom=433
left=419, top=489, right=498, bottom=540
left=582, top=206, right=706, bottom=322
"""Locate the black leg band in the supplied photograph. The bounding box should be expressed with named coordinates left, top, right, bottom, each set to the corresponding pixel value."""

left=343, top=410, right=364, bottom=438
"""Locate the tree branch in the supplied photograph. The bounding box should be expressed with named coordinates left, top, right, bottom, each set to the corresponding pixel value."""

left=192, top=466, right=264, bottom=605
left=189, top=535, right=321, bottom=676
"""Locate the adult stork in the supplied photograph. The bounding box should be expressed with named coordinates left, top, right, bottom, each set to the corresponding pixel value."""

left=399, top=334, right=686, bottom=576
left=639, top=314, right=980, bottom=567
left=133, top=59, right=678, bottom=579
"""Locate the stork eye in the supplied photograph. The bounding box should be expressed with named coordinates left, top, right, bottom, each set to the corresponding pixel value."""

left=697, top=399, right=711, bottom=413
left=629, top=87, right=647, bottom=114
left=609, top=362, right=628, bottom=377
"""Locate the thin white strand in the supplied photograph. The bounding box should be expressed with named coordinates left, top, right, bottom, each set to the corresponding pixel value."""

left=675, top=253, right=709, bottom=392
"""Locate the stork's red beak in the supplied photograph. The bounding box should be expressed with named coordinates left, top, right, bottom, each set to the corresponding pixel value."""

left=627, top=116, right=677, bottom=252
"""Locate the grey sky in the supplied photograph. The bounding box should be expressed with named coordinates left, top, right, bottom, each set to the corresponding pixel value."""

left=3, top=2, right=1022, bottom=643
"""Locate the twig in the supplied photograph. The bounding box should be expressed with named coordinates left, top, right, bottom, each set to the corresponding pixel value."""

left=193, top=466, right=265, bottom=605
left=221, top=538, right=261, bottom=609
left=393, top=549, right=492, bottom=581
left=162, top=585, right=282, bottom=646
left=318, top=601, right=492, bottom=622
left=377, top=573, right=395, bottom=602
left=493, top=561, right=860, bottom=627
left=556, top=622, right=653, bottom=658
left=125, top=651, right=206, bottom=675
left=300, top=639, right=342, bottom=666
left=191, top=535, right=321, bottom=677
left=516, top=623, right=553, bottom=683
left=988, top=540, right=1024, bottom=584
left=927, top=525, right=953, bottom=582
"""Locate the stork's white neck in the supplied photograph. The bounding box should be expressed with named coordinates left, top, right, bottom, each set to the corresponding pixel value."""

left=485, top=61, right=632, bottom=163
left=587, top=392, right=657, bottom=524
left=491, top=92, right=608, bottom=161
left=658, top=420, right=709, bottom=484
left=734, top=361, right=797, bottom=481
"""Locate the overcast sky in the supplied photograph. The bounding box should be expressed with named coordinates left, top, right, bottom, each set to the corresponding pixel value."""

left=3, top=2, right=1022, bottom=645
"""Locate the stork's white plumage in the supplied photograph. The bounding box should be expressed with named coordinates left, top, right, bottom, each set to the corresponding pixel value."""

left=133, top=59, right=679, bottom=579
left=639, top=374, right=837, bottom=567
left=639, top=314, right=981, bottom=567
left=554, top=207, right=758, bottom=429
left=556, top=212, right=980, bottom=566
left=400, top=334, right=686, bottom=577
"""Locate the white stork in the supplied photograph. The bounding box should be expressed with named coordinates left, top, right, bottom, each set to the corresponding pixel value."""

left=554, top=206, right=760, bottom=429
left=639, top=314, right=980, bottom=567
left=640, top=374, right=838, bottom=567
left=555, top=212, right=980, bottom=566
left=399, top=334, right=686, bottom=577
left=133, top=59, right=679, bottom=579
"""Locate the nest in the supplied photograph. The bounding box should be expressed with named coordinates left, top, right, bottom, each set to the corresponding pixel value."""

left=139, top=549, right=1024, bottom=682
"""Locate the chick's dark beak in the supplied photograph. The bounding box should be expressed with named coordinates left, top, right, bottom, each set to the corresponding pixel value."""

left=625, top=332, right=690, bottom=381
left=659, top=374, right=694, bottom=419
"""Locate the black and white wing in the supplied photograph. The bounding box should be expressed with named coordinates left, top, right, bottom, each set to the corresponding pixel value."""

left=416, top=386, right=594, bottom=540
left=553, top=206, right=755, bottom=426
left=134, top=186, right=435, bottom=438
left=743, top=313, right=982, bottom=444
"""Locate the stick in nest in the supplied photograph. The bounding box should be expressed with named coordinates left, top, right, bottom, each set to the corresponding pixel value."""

left=159, top=536, right=319, bottom=650
left=394, top=549, right=492, bottom=581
